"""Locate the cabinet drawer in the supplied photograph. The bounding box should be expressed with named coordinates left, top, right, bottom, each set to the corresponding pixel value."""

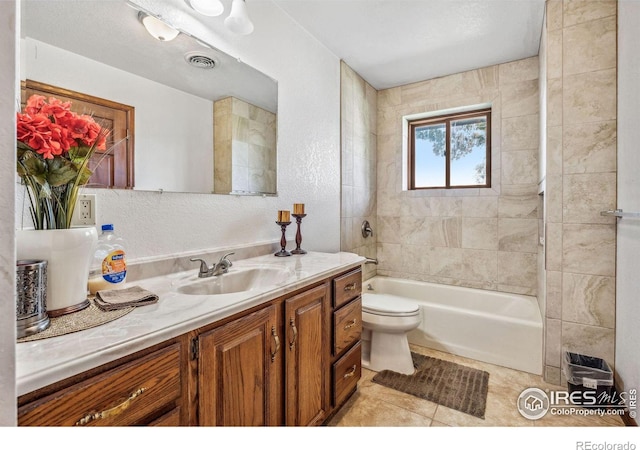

left=19, top=344, right=182, bottom=426
left=333, top=268, right=362, bottom=308
left=332, top=342, right=361, bottom=407
left=333, top=297, right=362, bottom=356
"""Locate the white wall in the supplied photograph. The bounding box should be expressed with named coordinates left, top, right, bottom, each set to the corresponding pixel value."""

left=0, top=0, right=17, bottom=426
left=615, top=0, right=640, bottom=397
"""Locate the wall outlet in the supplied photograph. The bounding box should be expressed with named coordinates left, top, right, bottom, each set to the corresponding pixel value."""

left=71, top=194, right=97, bottom=226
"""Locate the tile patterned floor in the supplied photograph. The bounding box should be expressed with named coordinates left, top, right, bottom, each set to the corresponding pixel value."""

left=327, top=344, right=625, bottom=427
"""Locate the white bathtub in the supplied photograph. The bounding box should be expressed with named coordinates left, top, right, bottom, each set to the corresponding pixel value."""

left=363, top=276, right=543, bottom=375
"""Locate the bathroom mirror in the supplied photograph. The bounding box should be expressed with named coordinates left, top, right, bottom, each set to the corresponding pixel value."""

left=20, top=0, right=278, bottom=195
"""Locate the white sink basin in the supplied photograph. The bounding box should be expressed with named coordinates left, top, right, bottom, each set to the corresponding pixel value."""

left=174, top=266, right=293, bottom=296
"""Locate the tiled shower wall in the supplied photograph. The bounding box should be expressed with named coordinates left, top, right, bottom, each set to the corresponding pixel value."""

left=376, top=57, right=540, bottom=296
left=340, top=62, right=378, bottom=280
left=541, top=0, right=617, bottom=385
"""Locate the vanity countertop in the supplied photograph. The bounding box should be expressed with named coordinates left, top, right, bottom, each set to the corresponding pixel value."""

left=16, top=251, right=365, bottom=397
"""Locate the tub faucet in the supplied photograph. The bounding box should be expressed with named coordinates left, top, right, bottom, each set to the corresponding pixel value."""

left=190, top=252, right=235, bottom=278
left=365, top=258, right=378, bottom=265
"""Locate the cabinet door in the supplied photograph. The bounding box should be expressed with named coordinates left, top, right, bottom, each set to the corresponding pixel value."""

left=284, top=283, right=330, bottom=426
left=198, top=305, right=282, bottom=426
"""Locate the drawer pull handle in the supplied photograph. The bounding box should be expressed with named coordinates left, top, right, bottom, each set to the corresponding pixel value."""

left=75, top=387, right=146, bottom=426
left=343, top=365, right=357, bottom=379
left=270, top=326, right=280, bottom=362
left=343, top=319, right=357, bottom=330
left=343, top=283, right=357, bottom=292
left=289, top=318, right=298, bottom=351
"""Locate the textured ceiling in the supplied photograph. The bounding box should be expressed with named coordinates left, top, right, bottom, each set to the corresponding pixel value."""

left=274, top=0, right=546, bottom=89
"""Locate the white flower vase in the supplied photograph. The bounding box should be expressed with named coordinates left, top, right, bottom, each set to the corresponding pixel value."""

left=16, top=227, right=98, bottom=317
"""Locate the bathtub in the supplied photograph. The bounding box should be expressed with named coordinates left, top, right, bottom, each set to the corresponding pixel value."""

left=363, top=276, right=543, bottom=375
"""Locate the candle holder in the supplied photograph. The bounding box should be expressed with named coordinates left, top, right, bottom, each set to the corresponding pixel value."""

left=275, top=221, right=292, bottom=257
left=291, top=214, right=307, bottom=255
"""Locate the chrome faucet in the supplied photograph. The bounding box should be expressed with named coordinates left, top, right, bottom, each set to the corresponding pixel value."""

left=190, top=252, right=235, bottom=278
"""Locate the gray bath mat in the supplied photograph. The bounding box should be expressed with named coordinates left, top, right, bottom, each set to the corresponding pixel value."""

left=372, top=352, right=490, bottom=419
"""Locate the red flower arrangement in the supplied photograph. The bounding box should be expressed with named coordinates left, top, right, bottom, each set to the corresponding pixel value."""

left=17, top=94, right=110, bottom=229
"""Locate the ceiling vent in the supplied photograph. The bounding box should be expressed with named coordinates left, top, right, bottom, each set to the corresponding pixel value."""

left=184, top=52, right=217, bottom=69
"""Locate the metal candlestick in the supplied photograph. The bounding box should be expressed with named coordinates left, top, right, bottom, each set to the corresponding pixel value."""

left=291, top=214, right=307, bottom=255
left=275, top=221, right=291, bottom=257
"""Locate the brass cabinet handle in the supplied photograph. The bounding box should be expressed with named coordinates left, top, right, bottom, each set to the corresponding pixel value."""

left=343, top=365, right=357, bottom=379
left=343, top=283, right=357, bottom=292
left=289, top=318, right=298, bottom=351
left=75, top=387, right=146, bottom=426
left=270, top=326, right=280, bottom=362
left=343, top=319, right=357, bottom=330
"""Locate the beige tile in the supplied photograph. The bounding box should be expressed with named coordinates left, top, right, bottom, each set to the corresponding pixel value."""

left=429, top=197, right=463, bottom=217
left=378, top=86, right=402, bottom=110
left=376, top=242, right=403, bottom=273
left=499, top=56, right=539, bottom=84
left=546, top=270, right=563, bottom=320
left=377, top=190, right=403, bottom=217
left=562, top=322, right=615, bottom=372
left=563, top=0, right=617, bottom=28
left=546, top=125, right=563, bottom=176
left=402, top=196, right=432, bottom=218
left=545, top=175, right=563, bottom=223
left=400, top=244, right=431, bottom=275
left=400, top=216, right=431, bottom=245
left=547, top=30, right=563, bottom=80
left=377, top=215, right=401, bottom=244
left=502, top=151, right=538, bottom=185
left=462, top=218, right=498, bottom=250
left=430, top=247, right=497, bottom=283
left=544, top=365, right=562, bottom=386
left=499, top=185, right=539, bottom=219
left=546, top=318, right=562, bottom=367
left=545, top=222, right=563, bottom=272
left=501, top=79, right=539, bottom=119
left=547, top=0, right=563, bottom=31
left=562, top=173, right=617, bottom=224
left=429, top=217, right=462, bottom=248
left=563, top=69, right=617, bottom=125
left=562, top=224, right=616, bottom=276
left=498, top=218, right=538, bottom=253
left=462, top=196, right=498, bottom=218
left=546, top=78, right=563, bottom=127
left=563, top=120, right=617, bottom=174
left=328, top=390, right=433, bottom=427
left=563, top=16, right=616, bottom=76
left=562, top=273, right=615, bottom=328
left=497, top=251, right=537, bottom=289
left=501, top=115, right=540, bottom=151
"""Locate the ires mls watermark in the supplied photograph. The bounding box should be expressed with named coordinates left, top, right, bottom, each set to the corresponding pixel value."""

left=516, top=387, right=637, bottom=420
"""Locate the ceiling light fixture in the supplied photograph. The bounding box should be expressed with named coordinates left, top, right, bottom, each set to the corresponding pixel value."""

left=189, top=0, right=224, bottom=17
left=224, top=0, right=254, bottom=35
left=188, top=0, right=254, bottom=35
left=138, top=12, right=180, bottom=41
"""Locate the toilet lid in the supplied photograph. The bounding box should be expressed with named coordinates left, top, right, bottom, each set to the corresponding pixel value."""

left=362, top=294, right=420, bottom=317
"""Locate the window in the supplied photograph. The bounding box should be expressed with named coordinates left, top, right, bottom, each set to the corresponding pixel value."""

left=408, top=108, right=491, bottom=189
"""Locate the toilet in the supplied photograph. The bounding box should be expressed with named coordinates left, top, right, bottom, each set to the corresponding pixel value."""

left=361, top=293, right=422, bottom=375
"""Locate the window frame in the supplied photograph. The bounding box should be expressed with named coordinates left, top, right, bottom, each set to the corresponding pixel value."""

left=408, top=108, right=491, bottom=190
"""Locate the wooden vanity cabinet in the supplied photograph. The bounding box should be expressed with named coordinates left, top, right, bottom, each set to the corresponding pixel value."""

left=18, top=337, right=190, bottom=426
left=197, top=304, right=282, bottom=426
left=284, top=282, right=331, bottom=426
left=17, top=265, right=363, bottom=427
left=329, top=268, right=363, bottom=412
left=195, top=282, right=331, bottom=426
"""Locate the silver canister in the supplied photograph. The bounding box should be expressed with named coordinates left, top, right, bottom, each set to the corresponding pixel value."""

left=16, top=259, right=50, bottom=338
